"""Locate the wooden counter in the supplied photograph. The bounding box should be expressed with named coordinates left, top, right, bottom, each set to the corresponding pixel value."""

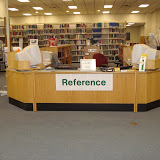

left=6, top=69, right=160, bottom=112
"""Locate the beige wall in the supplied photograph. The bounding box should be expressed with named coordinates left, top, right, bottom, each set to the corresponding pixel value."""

left=126, top=26, right=140, bottom=43
left=139, top=25, right=144, bottom=37
left=10, top=14, right=146, bottom=25
left=0, top=0, right=6, bottom=18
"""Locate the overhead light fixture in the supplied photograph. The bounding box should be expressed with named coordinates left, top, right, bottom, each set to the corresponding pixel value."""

left=68, top=6, right=77, bottom=9
left=104, top=5, right=113, bottom=8
left=17, top=0, right=30, bottom=2
left=8, top=8, right=19, bottom=11
left=44, top=13, right=52, bottom=15
left=103, top=11, right=110, bottom=14
left=126, top=25, right=131, bottom=26
left=33, top=7, right=43, bottom=10
left=66, top=11, right=69, bottom=13
left=97, top=10, right=100, bottom=12
left=63, top=0, right=72, bottom=1
left=73, top=12, right=80, bottom=14
left=128, top=23, right=134, bottom=25
left=35, top=11, right=38, bottom=13
left=23, top=13, right=32, bottom=16
left=131, top=11, right=140, bottom=13
left=139, top=4, right=149, bottom=8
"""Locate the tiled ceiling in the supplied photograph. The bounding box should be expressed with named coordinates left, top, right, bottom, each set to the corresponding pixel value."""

left=8, top=0, right=160, bottom=17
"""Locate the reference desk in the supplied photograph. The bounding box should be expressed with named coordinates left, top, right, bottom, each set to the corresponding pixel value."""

left=6, top=69, right=160, bottom=112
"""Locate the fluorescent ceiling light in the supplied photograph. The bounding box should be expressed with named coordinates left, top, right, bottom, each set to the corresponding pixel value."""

left=97, top=10, right=100, bottom=12
left=131, top=11, right=140, bottom=13
left=8, top=8, right=19, bottom=11
left=139, top=4, right=149, bottom=8
left=63, top=0, right=72, bottom=1
left=33, top=7, right=43, bottom=10
left=126, top=25, right=131, bottom=26
left=44, top=13, right=52, bottom=15
left=66, top=11, right=69, bottom=12
left=103, top=11, right=110, bottom=14
left=104, top=5, right=113, bottom=8
left=68, top=6, right=77, bottom=9
left=23, top=13, right=32, bottom=16
left=73, top=12, right=80, bottom=14
left=17, top=0, right=30, bottom=2
left=128, top=23, right=134, bottom=25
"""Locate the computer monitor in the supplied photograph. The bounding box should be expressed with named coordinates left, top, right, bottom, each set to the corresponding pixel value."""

left=15, top=45, right=42, bottom=66
left=132, top=44, right=158, bottom=67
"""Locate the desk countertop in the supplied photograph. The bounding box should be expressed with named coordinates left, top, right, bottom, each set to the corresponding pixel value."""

left=6, top=68, right=160, bottom=74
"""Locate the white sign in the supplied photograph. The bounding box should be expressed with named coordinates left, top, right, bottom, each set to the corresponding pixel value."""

left=30, top=39, right=38, bottom=46
left=56, top=74, right=113, bottom=91
left=80, top=59, right=96, bottom=71
left=88, top=49, right=97, bottom=52
left=139, top=54, right=147, bottom=72
left=85, top=52, right=90, bottom=56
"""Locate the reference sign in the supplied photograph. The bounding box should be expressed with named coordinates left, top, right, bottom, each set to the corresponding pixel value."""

left=56, top=74, right=113, bottom=91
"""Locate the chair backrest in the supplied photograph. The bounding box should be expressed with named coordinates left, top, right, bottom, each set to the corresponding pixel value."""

left=93, top=53, right=108, bottom=67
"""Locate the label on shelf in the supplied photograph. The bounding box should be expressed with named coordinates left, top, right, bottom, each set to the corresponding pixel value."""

left=88, top=49, right=97, bottom=52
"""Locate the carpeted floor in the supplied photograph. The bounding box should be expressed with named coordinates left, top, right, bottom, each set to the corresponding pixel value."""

left=0, top=72, right=6, bottom=90
left=0, top=72, right=160, bottom=160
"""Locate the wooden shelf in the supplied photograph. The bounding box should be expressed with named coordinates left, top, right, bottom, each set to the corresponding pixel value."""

left=40, top=45, right=72, bottom=65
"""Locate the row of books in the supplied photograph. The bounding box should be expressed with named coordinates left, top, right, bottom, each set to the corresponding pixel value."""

left=11, top=37, right=29, bottom=43
left=44, top=35, right=54, bottom=40
left=11, top=25, right=44, bottom=30
left=109, top=45, right=119, bottom=49
left=109, top=34, right=125, bottom=38
left=28, top=30, right=44, bottom=35
left=11, top=23, right=126, bottom=31
left=109, top=28, right=126, bottom=33
left=11, top=32, right=22, bottom=36
left=109, top=23, right=125, bottom=28
left=11, top=38, right=19, bottom=43
left=72, top=56, right=83, bottom=62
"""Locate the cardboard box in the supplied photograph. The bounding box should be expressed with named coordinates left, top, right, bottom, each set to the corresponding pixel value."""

left=146, top=58, right=160, bottom=70
left=123, top=46, right=133, bottom=66
left=14, top=60, right=30, bottom=70
left=7, top=52, right=17, bottom=69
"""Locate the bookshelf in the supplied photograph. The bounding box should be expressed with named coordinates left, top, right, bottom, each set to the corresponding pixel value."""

left=40, top=44, right=72, bottom=65
left=0, top=18, right=7, bottom=72
left=10, top=22, right=126, bottom=63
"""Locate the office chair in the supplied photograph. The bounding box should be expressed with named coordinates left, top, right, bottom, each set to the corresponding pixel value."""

left=93, top=53, right=108, bottom=67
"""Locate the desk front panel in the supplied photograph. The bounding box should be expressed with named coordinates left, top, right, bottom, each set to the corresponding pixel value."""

left=35, top=72, right=135, bottom=104
left=6, top=70, right=34, bottom=103
left=137, top=70, right=160, bottom=104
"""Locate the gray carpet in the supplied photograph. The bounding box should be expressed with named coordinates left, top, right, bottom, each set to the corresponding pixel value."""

left=0, top=72, right=6, bottom=90
left=0, top=72, right=160, bottom=160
